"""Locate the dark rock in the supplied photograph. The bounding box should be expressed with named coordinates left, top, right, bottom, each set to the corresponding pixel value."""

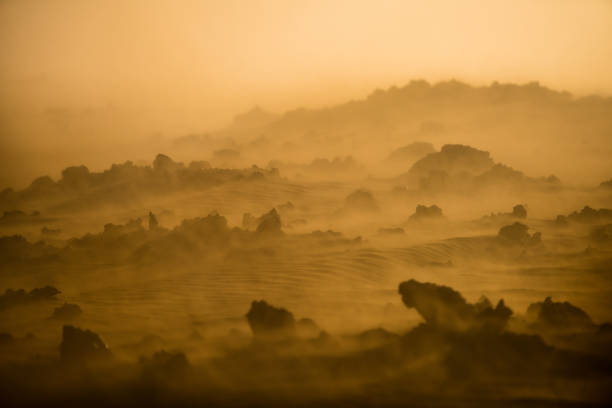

left=526, top=297, right=594, bottom=331
left=408, top=204, right=444, bottom=222
left=41, top=226, right=61, bottom=236
left=512, top=204, right=527, bottom=219
left=60, top=165, right=91, bottom=191
left=563, top=206, right=612, bottom=224
left=0, top=286, right=60, bottom=310
left=29, top=286, right=60, bottom=300
left=498, top=222, right=541, bottom=245
left=246, top=300, right=295, bottom=338
left=480, top=205, right=528, bottom=226
left=590, top=224, right=612, bottom=242
left=60, top=325, right=111, bottom=364
left=188, top=160, right=211, bottom=171
left=179, top=212, right=230, bottom=238
left=296, top=318, right=320, bottom=338
left=600, top=178, right=612, bottom=189
left=343, top=189, right=379, bottom=213
left=555, top=215, right=568, bottom=227
left=410, top=144, right=494, bottom=177
left=153, top=154, right=179, bottom=172
left=476, top=163, right=525, bottom=185
left=256, top=208, right=282, bottom=234
left=0, top=332, right=14, bottom=345
left=140, top=350, right=190, bottom=380
left=398, top=279, right=512, bottom=332
left=52, top=303, right=83, bottom=320
left=148, top=211, right=159, bottom=230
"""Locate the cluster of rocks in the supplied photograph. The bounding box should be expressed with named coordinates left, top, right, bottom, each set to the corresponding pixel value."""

left=0, top=286, right=60, bottom=310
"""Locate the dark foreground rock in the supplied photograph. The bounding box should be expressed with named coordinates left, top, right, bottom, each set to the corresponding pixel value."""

left=60, top=325, right=112, bottom=364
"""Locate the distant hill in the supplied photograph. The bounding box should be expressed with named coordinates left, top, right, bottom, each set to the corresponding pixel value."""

left=194, top=80, right=612, bottom=184
left=231, top=106, right=279, bottom=129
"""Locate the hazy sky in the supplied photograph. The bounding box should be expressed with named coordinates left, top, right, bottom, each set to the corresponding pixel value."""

left=1, top=0, right=612, bottom=124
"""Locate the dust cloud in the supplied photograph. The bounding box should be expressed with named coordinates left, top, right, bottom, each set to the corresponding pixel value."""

left=1, top=1, right=612, bottom=407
